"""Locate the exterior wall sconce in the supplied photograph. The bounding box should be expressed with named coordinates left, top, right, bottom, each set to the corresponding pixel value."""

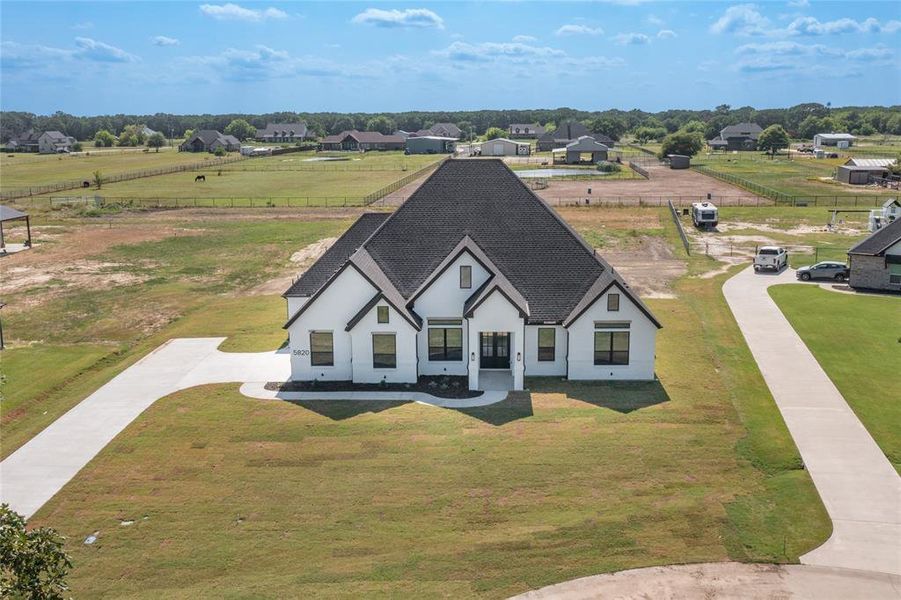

left=470, top=352, right=476, bottom=362
left=516, top=352, right=522, bottom=362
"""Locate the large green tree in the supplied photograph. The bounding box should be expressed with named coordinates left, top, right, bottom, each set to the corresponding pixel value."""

left=757, top=124, right=791, bottom=157
left=224, top=119, right=256, bottom=141
left=93, top=129, right=116, bottom=147
left=484, top=126, right=506, bottom=140
left=365, top=115, right=395, bottom=134
left=146, top=132, right=166, bottom=152
left=0, top=504, right=73, bottom=600
left=658, top=131, right=703, bottom=158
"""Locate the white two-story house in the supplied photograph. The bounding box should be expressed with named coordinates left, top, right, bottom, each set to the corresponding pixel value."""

left=283, top=159, right=661, bottom=391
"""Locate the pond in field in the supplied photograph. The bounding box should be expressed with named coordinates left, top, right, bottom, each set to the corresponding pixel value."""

left=515, top=168, right=610, bottom=178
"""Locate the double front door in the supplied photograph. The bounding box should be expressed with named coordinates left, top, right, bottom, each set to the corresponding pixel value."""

left=479, top=332, right=510, bottom=369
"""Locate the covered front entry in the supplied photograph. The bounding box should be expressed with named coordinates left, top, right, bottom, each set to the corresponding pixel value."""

left=479, top=332, right=510, bottom=369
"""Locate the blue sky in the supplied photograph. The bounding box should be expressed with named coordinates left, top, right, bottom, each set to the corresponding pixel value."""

left=1, top=1, right=899, bottom=115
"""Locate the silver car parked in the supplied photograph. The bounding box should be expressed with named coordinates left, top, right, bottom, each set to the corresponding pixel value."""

left=796, top=261, right=849, bottom=282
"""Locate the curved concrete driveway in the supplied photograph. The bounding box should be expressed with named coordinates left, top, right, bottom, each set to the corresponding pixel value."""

left=723, top=267, right=901, bottom=576
left=0, top=338, right=290, bottom=519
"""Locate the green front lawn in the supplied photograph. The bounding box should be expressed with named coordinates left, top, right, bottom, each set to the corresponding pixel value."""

left=769, top=285, right=901, bottom=470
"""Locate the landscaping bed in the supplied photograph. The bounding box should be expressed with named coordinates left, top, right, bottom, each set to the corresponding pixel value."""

left=265, top=375, right=483, bottom=399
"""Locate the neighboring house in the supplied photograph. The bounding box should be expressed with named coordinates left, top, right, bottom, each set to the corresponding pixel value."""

left=708, top=123, right=763, bottom=151
left=283, top=159, right=660, bottom=391
left=868, top=198, right=901, bottom=232
left=814, top=133, right=856, bottom=148
left=255, top=122, right=310, bottom=143
left=509, top=123, right=546, bottom=139
left=319, top=130, right=405, bottom=151
left=38, top=131, right=77, bottom=154
left=844, top=157, right=896, bottom=168
left=476, top=138, right=531, bottom=156
left=179, top=130, right=241, bottom=152
left=426, top=123, right=462, bottom=139
left=536, top=122, right=592, bottom=152
left=7, top=129, right=41, bottom=152
left=405, top=136, right=456, bottom=154
left=141, top=126, right=161, bottom=138
left=394, top=130, right=413, bottom=139
left=836, top=164, right=892, bottom=185
left=847, top=217, right=901, bottom=293
left=553, top=136, right=609, bottom=164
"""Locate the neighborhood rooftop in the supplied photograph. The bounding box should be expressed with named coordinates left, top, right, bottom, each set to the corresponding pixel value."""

left=848, top=217, right=901, bottom=256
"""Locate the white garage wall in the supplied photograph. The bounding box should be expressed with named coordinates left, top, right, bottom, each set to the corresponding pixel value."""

left=287, top=266, right=376, bottom=381
left=567, top=288, right=657, bottom=381
left=413, top=251, right=490, bottom=377
left=349, top=300, right=418, bottom=384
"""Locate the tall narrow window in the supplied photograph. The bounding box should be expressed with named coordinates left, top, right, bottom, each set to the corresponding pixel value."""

left=310, top=331, right=334, bottom=366
left=372, top=333, right=396, bottom=368
left=537, top=328, right=555, bottom=362
left=594, top=322, right=630, bottom=366
left=607, top=293, right=620, bottom=311
left=460, top=265, right=472, bottom=289
left=377, top=305, right=389, bottom=323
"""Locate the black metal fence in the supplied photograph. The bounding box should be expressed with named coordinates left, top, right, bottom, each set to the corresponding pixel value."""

left=668, top=200, right=691, bottom=255
left=362, top=157, right=448, bottom=205
left=627, top=161, right=650, bottom=178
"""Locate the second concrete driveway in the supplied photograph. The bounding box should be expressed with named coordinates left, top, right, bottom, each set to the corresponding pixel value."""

left=723, top=267, right=901, bottom=576
left=0, top=338, right=290, bottom=519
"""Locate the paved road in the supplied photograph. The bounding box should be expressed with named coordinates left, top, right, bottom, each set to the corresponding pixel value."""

left=0, top=338, right=290, bottom=519
left=512, top=562, right=901, bottom=600
left=723, top=267, right=901, bottom=576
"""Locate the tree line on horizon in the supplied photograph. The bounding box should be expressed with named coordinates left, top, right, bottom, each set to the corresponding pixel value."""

left=2, top=103, right=899, bottom=144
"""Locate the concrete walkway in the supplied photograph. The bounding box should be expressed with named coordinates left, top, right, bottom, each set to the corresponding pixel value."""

left=512, top=562, right=901, bottom=600
left=0, top=338, right=290, bottom=519
left=239, top=382, right=507, bottom=408
left=723, top=267, right=901, bottom=576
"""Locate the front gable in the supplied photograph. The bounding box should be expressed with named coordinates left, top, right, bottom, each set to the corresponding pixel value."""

left=410, top=248, right=492, bottom=318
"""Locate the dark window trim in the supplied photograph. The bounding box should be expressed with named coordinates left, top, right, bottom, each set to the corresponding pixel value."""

left=607, top=293, right=620, bottom=312
left=537, top=327, right=555, bottom=362
left=428, top=326, right=463, bottom=361
left=593, top=330, right=630, bottom=366
left=372, top=333, right=397, bottom=369
left=460, top=265, right=472, bottom=289
left=310, top=331, right=334, bottom=366
left=377, top=305, right=389, bottom=324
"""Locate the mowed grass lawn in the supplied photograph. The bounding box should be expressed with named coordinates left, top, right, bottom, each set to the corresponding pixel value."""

left=25, top=215, right=830, bottom=597
left=0, top=149, right=218, bottom=191
left=694, top=154, right=893, bottom=199
left=770, top=285, right=901, bottom=470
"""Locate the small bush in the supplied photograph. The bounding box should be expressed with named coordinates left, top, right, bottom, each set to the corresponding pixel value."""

left=213, top=147, right=227, bottom=157
left=596, top=161, right=622, bottom=173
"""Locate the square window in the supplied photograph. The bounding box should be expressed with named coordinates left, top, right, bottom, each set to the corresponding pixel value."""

left=607, top=293, right=620, bottom=311
left=460, top=265, right=472, bottom=289
left=310, top=331, right=334, bottom=366
left=377, top=305, right=389, bottom=323
left=372, top=333, right=396, bottom=369
left=537, top=327, right=555, bottom=362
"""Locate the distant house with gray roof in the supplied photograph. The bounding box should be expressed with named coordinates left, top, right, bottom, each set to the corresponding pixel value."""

left=708, top=123, right=763, bottom=151
left=179, top=130, right=241, bottom=153
left=38, top=131, right=77, bottom=154
left=508, top=123, right=545, bottom=139
left=6, top=129, right=42, bottom=152
left=537, top=122, right=592, bottom=152
left=319, top=130, right=405, bottom=151
left=255, top=122, right=310, bottom=143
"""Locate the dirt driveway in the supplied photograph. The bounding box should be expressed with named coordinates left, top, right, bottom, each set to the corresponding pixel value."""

left=535, top=165, right=768, bottom=206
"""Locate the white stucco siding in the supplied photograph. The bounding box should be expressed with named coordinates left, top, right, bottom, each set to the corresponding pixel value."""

left=566, top=288, right=657, bottom=381
left=413, top=251, right=490, bottom=376
left=286, top=267, right=376, bottom=381
left=286, top=297, right=308, bottom=320
left=349, top=301, right=418, bottom=384
left=885, top=239, right=901, bottom=257
left=524, top=325, right=567, bottom=377
left=467, top=290, right=525, bottom=390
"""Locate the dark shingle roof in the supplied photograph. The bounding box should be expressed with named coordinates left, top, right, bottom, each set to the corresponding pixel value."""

left=719, top=123, right=763, bottom=139
left=539, top=121, right=590, bottom=143
left=284, top=212, right=389, bottom=297
left=257, top=122, right=308, bottom=138
left=362, top=160, right=609, bottom=322
left=848, top=218, right=901, bottom=256
left=320, top=130, right=405, bottom=144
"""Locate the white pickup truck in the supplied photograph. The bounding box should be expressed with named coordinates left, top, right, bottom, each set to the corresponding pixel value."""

left=754, top=246, right=788, bottom=272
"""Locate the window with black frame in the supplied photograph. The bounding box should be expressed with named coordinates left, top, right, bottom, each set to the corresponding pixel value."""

left=310, top=331, right=334, bottom=366
left=428, top=319, right=463, bottom=361
left=372, top=333, right=396, bottom=368
left=537, top=327, right=555, bottom=361
left=377, top=305, right=389, bottom=323
left=607, top=293, right=620, bottom=311
left=460, top=265, right=472, bottom=289
left=593, top=321, right=630, bottom=365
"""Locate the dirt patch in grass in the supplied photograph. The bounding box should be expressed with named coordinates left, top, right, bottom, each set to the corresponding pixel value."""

left=604, top=237, right=686, bottom=299
left=250, top=236, right=339, bottom=295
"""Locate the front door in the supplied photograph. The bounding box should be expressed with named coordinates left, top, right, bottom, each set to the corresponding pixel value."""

left=479, top=332, right=510, bottom=369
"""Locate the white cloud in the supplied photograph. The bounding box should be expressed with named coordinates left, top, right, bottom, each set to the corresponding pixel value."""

left=647, top=15, right=665, bottom=27
left=787, top=16, right=901, bottom=36
left=435, top=41, right=565, bottom=62
left=710, top=4, right=770, bottom=35
left=351, top=8, right=444, bottom=29
left=152, top=36, right=180, bottom=47
left=736, top=41, right=836, bottom=57
left=199, top=3, right=287, bottom=22
left=734, top=40, right=895, bottom=74
left=181, top=45, right=357, bottom=81
left=512, top=35, right=537, bottom=43
left=73, top=37, right=138, bottom=62
left=613, top=32, right=651, bottom=45
left=555, top=24, right=603, bottom=36
left=657, top=29, right=677, bottom=39
left=845, top=46, right=895, bottom=61
left=787, top=0, right=809, bottom=7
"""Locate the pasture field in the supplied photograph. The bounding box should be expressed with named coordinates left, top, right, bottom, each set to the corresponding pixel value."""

left=2, top=205, right=832, bottom=597
left=0, top=148, right=216, bottom=192
left=693, top=154, right=894, bottom=199
left=769, top=285, right=901, bottom=471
